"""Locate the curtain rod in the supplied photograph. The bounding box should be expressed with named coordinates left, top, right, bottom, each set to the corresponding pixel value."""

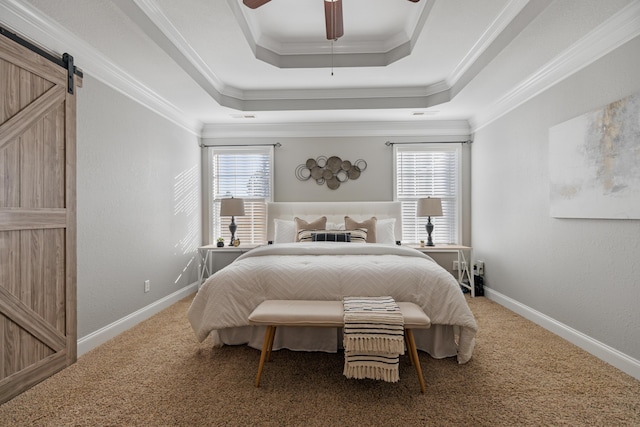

left=385, top=140, right=471, bottom=146
left=201, top=142, right=281, bottom=148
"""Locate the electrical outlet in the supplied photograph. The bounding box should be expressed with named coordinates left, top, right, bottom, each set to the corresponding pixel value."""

left=144, top=280, right=150, bottom=293
left=475, top=261, right=485, bottom=276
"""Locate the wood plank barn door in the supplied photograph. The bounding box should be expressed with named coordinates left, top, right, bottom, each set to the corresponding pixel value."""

left=0, top=30, right=80, bottom=404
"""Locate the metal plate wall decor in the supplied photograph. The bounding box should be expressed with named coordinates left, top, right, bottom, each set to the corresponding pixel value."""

left=295, top=156, right=367, bottom=190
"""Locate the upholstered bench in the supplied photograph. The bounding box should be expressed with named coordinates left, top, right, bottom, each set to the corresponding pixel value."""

left=248, top=300, right=431, bottom=393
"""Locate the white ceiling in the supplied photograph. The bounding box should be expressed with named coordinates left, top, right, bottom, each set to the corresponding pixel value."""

left=2, top=0, right=638, bottom=135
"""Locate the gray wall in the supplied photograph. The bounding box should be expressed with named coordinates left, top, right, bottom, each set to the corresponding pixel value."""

left=203, top=135, right=471, bottom=240
left=76, top=75, right=201, bottom=337
left=274, top=136, right=392, bottom=202
left=203, top=134, right=471, bottom=272
left=471, top=36, right=640, bottom=361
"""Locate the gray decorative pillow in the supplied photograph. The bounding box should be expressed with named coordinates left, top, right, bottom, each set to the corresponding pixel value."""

left=344, top=216, right=377, bottom=243
left=294, top=216, right=327, bottom=241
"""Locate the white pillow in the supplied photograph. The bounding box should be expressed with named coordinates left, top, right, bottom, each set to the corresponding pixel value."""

left=376, top=218, right=396, bottom=244
left=326, top=222, right=345, bottom=230
left=273, top=218, right=296, bottom=243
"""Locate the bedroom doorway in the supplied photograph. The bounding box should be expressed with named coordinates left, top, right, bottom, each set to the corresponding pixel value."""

left=0, top=27, right=81, bottom=404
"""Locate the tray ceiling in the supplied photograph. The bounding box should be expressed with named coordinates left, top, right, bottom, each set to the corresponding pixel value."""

left=3, top=0, right=636, bottom=133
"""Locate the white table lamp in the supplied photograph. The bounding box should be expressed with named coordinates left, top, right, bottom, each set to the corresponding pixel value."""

left=417, top=197, right=443, bottom=247
left=220, top=197, right=245, bottom=246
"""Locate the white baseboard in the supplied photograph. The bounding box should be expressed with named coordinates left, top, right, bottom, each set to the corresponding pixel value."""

left=485, top=287, right=640, bottom=381
left=77, top=283, right=199, bottom=356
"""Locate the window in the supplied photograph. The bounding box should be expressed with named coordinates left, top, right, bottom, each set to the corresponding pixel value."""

left=209, top=146, right=273, bottom=245
left=394, top=144, right=461, bottom=244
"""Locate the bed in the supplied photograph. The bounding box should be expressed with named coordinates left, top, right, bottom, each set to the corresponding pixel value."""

left=188, top=201, right=477, bottom=363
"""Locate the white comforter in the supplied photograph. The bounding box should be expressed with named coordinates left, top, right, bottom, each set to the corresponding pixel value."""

left=188, top=243, right=477, bottom=363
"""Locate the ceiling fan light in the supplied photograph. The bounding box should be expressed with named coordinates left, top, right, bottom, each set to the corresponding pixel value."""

left=325, top=0, right=344, bottom=40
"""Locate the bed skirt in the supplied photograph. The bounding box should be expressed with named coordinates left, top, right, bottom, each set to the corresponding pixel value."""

left=214, top=324, right=459, bottom=360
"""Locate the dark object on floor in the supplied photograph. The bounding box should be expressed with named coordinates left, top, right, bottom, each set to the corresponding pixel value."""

left=474, top=275, right=484, bottom=296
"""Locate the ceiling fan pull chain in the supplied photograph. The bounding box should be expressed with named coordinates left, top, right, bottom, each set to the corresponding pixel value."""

left=331, top=40, right=334, bottom=76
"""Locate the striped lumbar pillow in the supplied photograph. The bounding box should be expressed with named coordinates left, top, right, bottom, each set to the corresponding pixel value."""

left=297, top=228, right=368, bottom=243
left=311, top=231, right=351, bottom=242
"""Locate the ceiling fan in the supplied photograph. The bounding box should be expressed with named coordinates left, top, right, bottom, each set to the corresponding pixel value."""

left=243, top=0, right=421, bottom=41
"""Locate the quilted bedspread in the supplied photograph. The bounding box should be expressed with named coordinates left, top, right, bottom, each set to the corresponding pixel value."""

left=187, top=243, right=477, bottom=363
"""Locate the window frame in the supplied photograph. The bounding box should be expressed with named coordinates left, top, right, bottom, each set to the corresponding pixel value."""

left=393, top=143, right=462, bottom=245
left=205, top=145, right=274, bottom=245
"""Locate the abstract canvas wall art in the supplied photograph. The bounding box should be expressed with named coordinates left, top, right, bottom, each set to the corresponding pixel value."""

left=549, top=91, right=640, bottom=219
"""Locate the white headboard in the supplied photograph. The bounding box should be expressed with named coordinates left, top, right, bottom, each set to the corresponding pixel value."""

left=266, top=201, right=402, bottom=242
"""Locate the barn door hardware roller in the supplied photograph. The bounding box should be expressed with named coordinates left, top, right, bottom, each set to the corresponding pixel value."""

left=63, top=53, right=75, bottom=94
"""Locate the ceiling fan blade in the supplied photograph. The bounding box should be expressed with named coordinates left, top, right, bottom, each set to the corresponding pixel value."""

left=243, top=0, right=271, bottom=9
left=407, top=0, right=421, bottom=2
left=325, top=0, right=344, bottom=40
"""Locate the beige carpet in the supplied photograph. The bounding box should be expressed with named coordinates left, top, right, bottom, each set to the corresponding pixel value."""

left=1, top=294, right=639, bottom=426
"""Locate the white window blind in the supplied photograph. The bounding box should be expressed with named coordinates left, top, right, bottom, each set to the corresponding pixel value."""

left=210, top=146, right=273, bottom=244
left=394, top=144, right=460, bottom=244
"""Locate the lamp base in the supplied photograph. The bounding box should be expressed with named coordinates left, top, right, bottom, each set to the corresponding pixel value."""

left=228, top=217, right=237, bottom=246
left=426, top=217, right=435, bottom=246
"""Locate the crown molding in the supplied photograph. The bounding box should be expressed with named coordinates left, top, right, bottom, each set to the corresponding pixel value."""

left=126, top=0, right=452, bottom=109
left=119, top=0, right=541, bottom=112
left=132, top=0, right=536, bottom=112
left=8, top=0, right=631, bottom=134
left=241, top=80, right=450, bottom=101
left=201, top=119, right=470, bottom=139
left=131, top=0, right=243, bottom=101
left=0, top=0, right=202, bottom=136
left=470, top=0, right=640, bottom=132
left=255, top=28, right=409, bottom=56
left=229, top=0, right=434, bottom=67
left=447, top=0, right=530, bottom=87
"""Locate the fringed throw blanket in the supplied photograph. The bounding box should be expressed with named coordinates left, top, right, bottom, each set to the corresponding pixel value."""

left=343, top=296, right=405, bottom=383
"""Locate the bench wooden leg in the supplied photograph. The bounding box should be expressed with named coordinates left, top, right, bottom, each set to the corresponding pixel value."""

left=405, top=328, right=426, bottom=394
left=266, top=325, right=276, bottom=362
left=404, top=330, right=414, bottom=366
left=255, top=325, right=276, bottom=387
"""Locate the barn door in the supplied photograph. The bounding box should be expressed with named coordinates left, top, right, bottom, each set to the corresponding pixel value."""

left=0, top=30, right=80, bottom=404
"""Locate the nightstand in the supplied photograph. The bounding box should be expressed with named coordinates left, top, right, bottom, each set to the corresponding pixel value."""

left=198, top=244, right=260, bottom=287
left=407, top=244, right=475, bottom=297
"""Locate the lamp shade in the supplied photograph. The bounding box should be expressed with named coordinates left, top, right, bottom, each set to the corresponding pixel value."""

left=417, top=197, right=443, bottom=217
left=220, top=197, right=245, bottom=216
